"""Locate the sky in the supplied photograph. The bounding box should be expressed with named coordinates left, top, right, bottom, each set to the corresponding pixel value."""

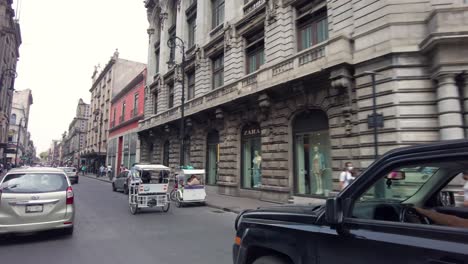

left=12, top=0, right=148, bottom=155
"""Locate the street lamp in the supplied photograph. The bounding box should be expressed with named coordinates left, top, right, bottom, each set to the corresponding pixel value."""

left=167, top=35, right=186, bottom=167
left=14, top=118, right=24, bottom=167
left=363, top=71, right=384, bottom=160
left=0, top=68, right=17, bottom=92
left=93, top=109, right=103, bottom=166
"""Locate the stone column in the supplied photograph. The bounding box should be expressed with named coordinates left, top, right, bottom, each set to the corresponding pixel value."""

left=436, top=74, right=464, bottom=140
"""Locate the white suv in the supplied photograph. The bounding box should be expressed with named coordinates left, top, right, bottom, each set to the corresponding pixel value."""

left=0, top=167, right=75, bottom=235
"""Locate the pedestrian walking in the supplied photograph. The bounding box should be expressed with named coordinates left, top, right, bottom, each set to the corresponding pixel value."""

left=81, top=165, right=87, bottom=176
left=99, top=165, right=105, bottom=178
left=339, top=162, right=356, bottom=190
left=107, top=164, right=113, bottom=181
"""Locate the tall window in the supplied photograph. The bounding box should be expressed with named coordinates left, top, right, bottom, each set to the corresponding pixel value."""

left=297, top=8, right=328, bottom=51
left=121, top=101, right=126, bottom=122
left=212, top=54, right=224, bottom=89
left=153, top=91, right=158, bottom=114
left=155, top=48, right=160, bottom=74
left=187, top=17, right=197, bottom=49
left=168, top=28, right=176, bottom=64
left=112, top=109, right=116, bottom=127
left=10, top=113, right=16, bottom=125
left=133, top=93, right=139, bottom=116
left=212, top=0, right=224, bottom=29
left=163, top=140, right=170, bottom=166
left=187, top=72, right=195, bottom=100
left=245, top=29, right=265, bottom=74
left=168, top=83, right=174, bottom=108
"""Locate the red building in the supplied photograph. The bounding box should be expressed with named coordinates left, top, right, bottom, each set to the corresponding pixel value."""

left=107, top=68, right=146, bottom=174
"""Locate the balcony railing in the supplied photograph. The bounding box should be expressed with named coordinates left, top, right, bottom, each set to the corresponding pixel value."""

left=139, top=42, right=329, bottom=131
left=132, top=108, right=138, bottom=117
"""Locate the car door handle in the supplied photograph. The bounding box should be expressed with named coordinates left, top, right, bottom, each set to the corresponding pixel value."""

left=427, top=258, right=464, bottom=264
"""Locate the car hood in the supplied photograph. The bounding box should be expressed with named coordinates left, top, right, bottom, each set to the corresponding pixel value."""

left=239, top=204, right=325, bottom=225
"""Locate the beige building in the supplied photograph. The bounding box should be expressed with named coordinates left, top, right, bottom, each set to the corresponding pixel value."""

left=138, top=0, right=468, bottom=203
left=63, top=99, right=90, bottom=166
left=81, top=50, right=146, bottom=172
left=0, top=0, right=21, bottom=165
left=6, top=89, right=33, bottom=166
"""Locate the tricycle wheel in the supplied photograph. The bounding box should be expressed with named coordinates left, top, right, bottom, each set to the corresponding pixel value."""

left=162, top=202, right=171, bottom=212
left=169, top=189, right=177, bottom=201
left=130, top=203, right=138, bottom=215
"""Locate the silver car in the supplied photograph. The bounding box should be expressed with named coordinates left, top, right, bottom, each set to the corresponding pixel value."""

left=57, top=166, right=79, bottom=184
left=0, top=167, right=75, bottom=235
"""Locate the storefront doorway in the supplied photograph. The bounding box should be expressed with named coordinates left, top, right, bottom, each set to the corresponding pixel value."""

left=293, top=110, right=332, bottom=197
left=241, top=123, right=262, bottom=189
left=206, top=131, right=219, bottom=185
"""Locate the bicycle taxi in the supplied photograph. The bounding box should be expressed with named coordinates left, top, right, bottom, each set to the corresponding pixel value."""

left=128, top=164, right=171, bottom=214
left=172, top=167, right=207, bottom=207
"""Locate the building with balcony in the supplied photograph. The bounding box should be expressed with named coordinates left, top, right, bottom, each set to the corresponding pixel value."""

left=0, top=0, right=21, bottom=166
left=81, top=50, right=146, bottom=173
left=107, top=69, right=146, bottom=175
left=138, top=0, right=468, bottom=203
left=6, top=89, right=33, bottom=166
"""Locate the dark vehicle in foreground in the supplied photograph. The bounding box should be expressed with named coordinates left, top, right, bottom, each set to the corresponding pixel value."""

left=233, top=140, right=468, bottom=264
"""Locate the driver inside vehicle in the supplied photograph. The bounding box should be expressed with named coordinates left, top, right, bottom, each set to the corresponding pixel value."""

left=353, top=163, right=468, bottom=229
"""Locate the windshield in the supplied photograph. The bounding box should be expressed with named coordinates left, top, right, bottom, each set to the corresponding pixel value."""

left=359, top=166, right=440, bottom=202
left=0, top=173, right=68, bottom=193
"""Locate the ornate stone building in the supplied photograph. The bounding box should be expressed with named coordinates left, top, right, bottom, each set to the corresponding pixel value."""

left=138, top=0, right=468, bottom=203
left=63, top=99, right=90, bottom=166
left=0, top=0, right=21, bottom=166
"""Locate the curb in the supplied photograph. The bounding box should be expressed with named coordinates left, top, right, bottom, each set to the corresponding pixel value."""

left=82, top=174, right=112, bottom=183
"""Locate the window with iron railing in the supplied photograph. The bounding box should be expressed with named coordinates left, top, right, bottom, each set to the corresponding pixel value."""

left=245, top=29, right=265, bottom=74
left=133, top=93, right=139, bottom=116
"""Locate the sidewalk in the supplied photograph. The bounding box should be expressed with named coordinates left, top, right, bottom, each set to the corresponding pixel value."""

left=82, top=173, right=277, bottom=214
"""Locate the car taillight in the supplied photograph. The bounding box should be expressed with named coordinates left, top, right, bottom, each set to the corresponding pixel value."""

left=66, top=186, right=74, bottom=204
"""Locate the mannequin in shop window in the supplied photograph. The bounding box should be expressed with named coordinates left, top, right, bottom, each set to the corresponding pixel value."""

left=252, top=150, right=262, bottom=188
left=310, top=145, right=327, bottom=195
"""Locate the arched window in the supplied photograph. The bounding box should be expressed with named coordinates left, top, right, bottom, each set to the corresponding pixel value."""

left=206, top=130, right=219, bottom=185
left=293, top=110, right=332, bottom=197
left=10, top=114, right=16, bottom=125
left=163, top=140, right=170, bottom=166
left=241, top=123, right=262, bottom=189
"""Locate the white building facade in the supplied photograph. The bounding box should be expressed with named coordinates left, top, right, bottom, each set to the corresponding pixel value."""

left=138, top=0, right=468, bottom=203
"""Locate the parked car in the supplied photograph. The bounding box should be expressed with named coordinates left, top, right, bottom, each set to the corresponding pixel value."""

left=112, top=170, right=130, bottom=194
left=0, top=167, right=75, bottom=236
left=233, top=140, right=468, bottom=264
left=57, top=166, right=79, bottom=184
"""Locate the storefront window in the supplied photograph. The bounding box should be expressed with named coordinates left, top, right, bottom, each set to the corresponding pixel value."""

left=294, top=111, right=332, bottom=196
left=163, top=140, right=170, bottom=166
left=206, top=131, right=219, bottom=185
left=241, top=123, right=262, bottom=189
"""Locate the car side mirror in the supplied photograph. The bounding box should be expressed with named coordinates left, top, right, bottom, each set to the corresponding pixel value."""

left=325, top=197, right=343, bottom=226
left=385, top=171, right=405, bottom=180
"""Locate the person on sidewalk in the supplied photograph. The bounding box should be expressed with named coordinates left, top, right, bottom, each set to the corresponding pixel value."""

left=99, top=165, right=105, bottom=178
left=81, top=165, right=87, bottom=176
left=107, top=164, right=113, bottom=181
left=339, top=162, right=356, bottom=190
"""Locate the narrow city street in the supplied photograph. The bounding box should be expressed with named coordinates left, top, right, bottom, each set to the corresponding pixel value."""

left=0, top=176, right=236, bottom=264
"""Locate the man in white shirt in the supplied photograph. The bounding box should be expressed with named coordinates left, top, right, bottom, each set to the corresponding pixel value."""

left=339, top=162, right=355, bottom=190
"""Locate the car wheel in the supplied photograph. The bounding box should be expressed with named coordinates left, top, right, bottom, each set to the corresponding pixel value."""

left=112, top=183, right=117, bottom=192
left=123, top=185, right=129, bottom=195
left=162, top=201, right=170, bottom=212
left=130, top=203, right=138, bottom=215
left=252, top=256, right=290, bottom=264
left=62, top=226, right=74, bottom=236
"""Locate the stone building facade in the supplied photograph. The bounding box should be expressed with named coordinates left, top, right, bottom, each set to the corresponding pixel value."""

left=0, top=0, right=21, bottom=166
left=138, top=0, right=468, bottom=203
left=81, top=50, right=146, bottom=172
left=63, top=99, right=90, bottom=166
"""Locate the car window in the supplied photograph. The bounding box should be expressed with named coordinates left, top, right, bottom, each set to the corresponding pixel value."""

left=358, top=165, right=440, bottom=203
left=0, top=173, right=68, bottom=193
